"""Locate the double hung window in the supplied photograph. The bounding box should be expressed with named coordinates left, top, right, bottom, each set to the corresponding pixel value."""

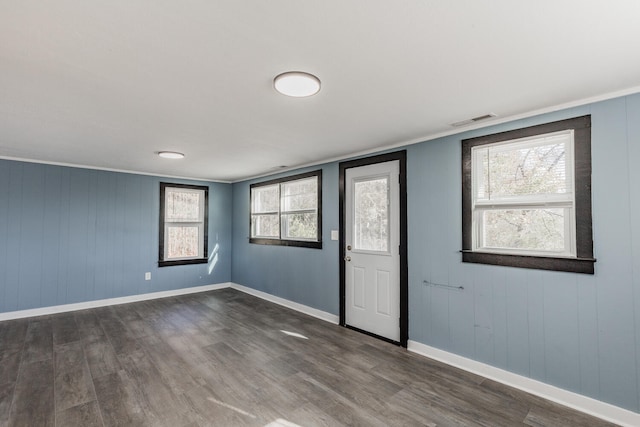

left=250, top=170, right=322, bottom=248
left=159, top=183, right=208, bottom=266
left=462, top=116, right=594, bottom=273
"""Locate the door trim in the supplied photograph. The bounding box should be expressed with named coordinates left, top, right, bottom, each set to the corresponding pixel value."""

left=339, top=150, right=408, bottom=347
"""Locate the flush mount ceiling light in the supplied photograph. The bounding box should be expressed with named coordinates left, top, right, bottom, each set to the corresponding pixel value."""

left=274, top=71, right=321, bottom=97
left=158, top=151, right=185, bottom=159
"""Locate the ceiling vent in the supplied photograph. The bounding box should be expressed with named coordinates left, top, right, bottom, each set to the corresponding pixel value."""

left=451, top=113, right=497, bottom=127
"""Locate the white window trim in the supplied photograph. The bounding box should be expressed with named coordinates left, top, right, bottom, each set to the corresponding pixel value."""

left=470, top=129, right=577, bottom=258
left=280, top=176, right=320, bottom=242
left=159, top=183, right=208, bottom=267
left=251, top=183, right=280, bottom=239
left=164, top=187, right=206, bottom=261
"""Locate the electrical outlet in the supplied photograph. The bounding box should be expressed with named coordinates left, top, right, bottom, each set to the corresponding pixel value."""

left=145, top=272, right=151, bottom=281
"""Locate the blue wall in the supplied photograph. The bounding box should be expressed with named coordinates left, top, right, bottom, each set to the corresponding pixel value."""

left=231, top=92, right=640, bottom=413
left=406, top=95, right=640, bottom=412
left=231, top=164, right=340, bottom=314
left=0, top=161, right=232, bottom=312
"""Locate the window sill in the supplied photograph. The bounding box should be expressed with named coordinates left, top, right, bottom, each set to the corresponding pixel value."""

left=249, top=238, right=322, bottom=249
left=158, top=258, right=208, bottom=267
left=461, top=250, right=595, bottom=274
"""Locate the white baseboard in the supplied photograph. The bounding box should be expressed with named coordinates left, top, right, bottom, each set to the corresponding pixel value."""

left=408, top=340, right=640, bottom=427
left=0, top=281, right=340, bottom=326
left=230, top=283, right=339, bottom=324
left=0, top=282, right=232, bottom=321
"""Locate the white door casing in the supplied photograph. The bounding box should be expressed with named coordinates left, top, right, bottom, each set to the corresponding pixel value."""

left=345, top=160, right=400, bottom=342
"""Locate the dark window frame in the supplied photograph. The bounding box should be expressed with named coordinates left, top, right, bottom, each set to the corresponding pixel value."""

left=159, top=182, right=209, bottom=267
left=461, top=115, right=595, bottom=274
left=249, top=170, right=322, bottom=249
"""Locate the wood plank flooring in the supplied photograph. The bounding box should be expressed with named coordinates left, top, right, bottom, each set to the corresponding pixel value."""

left=0, top=288, right=618, bottom=426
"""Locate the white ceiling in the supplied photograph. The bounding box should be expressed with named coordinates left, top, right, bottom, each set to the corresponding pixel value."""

left=2, top=1, right=640, bottom=182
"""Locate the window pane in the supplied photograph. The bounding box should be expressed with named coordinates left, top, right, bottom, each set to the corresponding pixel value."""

left=282, top=213, right=317, bottom=240
left=167, top=226, right=199, bottom=258
left=252, top=185, right=279, bottom=213
left=166, top=190, right=201, bottom=222
left=282, top=177, right=317, bottom=212
left=482, top=209, right=565, bottom=252
left=354, top=177, right=388, bottom=252
left=476, top=148, right=490, bottom=200
left=251, top=214, right=279, bottom=238
left=478, top=133, right=570, bottom=200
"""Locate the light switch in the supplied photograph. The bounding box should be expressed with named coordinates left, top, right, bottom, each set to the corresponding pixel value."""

left=331, top=230, right=339, bottom=241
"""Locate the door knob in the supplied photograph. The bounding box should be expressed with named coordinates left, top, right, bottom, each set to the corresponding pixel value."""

left=344, top=256, right=351, bottom=262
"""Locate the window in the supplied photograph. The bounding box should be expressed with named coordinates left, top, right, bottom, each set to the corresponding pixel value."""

left=159, top=183, right=208, bottom=267
left=250, top=170, right=322, bottom=248
left=354, top=176, right=389, bottom=252
left=462, top=115, right=595, bottom=274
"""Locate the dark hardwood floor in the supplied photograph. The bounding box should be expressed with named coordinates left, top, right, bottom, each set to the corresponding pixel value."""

left=0, top=288, right=617, bottom=426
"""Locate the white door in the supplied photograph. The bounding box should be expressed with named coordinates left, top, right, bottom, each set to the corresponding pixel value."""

left=345, top=160, right=400, bottom=342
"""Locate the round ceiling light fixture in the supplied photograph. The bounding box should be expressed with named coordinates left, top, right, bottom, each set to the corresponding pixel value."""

left=158, top=151, right=185, bottom=159
left=274, top=71, right=321, bottom=97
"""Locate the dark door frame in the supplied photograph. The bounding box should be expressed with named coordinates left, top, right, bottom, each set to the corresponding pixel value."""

left=339, top=150, right=408, bottom=347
